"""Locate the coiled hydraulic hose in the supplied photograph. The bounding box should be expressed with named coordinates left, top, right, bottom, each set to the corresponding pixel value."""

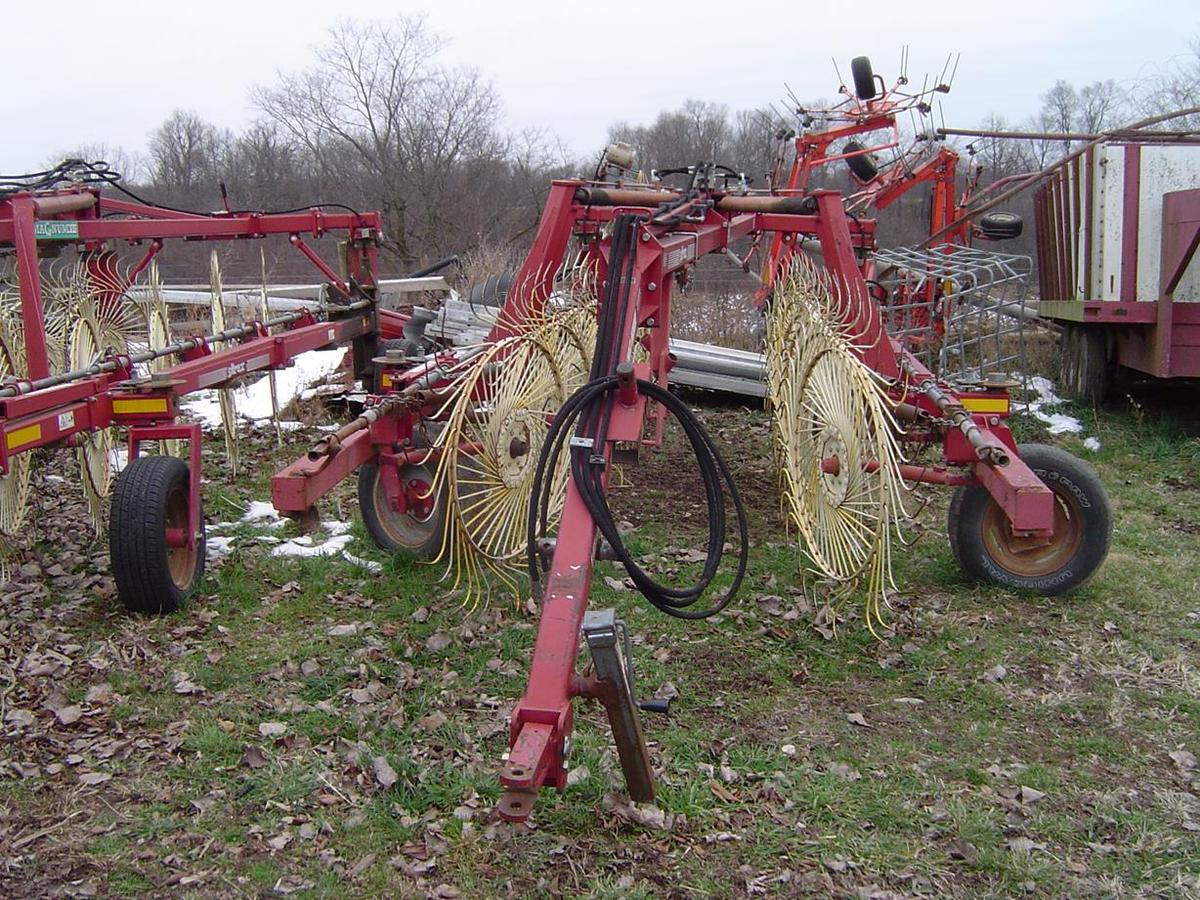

left=526, top=374, right=748, bottom=619
left=525, top=210, right=747, bottom=619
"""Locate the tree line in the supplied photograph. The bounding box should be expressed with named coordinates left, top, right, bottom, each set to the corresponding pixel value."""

left=57, top=17, right=1199, bottom=281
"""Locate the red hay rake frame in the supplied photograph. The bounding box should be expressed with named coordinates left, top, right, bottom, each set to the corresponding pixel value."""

left=1, top=53, right=1105, bottom=825
left=0, top=187, right=382, bottom=560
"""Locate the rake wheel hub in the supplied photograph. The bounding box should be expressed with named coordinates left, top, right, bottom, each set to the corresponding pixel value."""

left=497, top=409, right=537, bottom=488
left=819, top=431, right=851, bottom=506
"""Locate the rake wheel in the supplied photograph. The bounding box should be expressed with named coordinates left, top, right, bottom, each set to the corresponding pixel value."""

left=448, top=334, right=570, bottom=562
left=69, top=307, right=117, bottom=534
left=144, top=265, right=182, bottom=457
left=0, top=316, right=32, bottom=537
left=766, top=265, right=907, bottom=628
left=425, top=299, right=594, bottom=602
left=209, top=253, right=239, bottom=477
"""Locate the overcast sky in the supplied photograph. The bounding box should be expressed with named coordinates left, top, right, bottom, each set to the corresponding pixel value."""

left=2, top=0, right=1195, bottom=173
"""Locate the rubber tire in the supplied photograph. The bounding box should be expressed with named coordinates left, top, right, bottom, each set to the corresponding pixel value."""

left=843, top=141, right=879, bottom=183
left=110, top=456, right=205, bottom=615
left=357, top=460, right=446, bottom=560
left=851, top=56, right=877, bottom=100
left=947, top=444, right=1111, bottom=595
left=978, top=211, right=1023, bottom=240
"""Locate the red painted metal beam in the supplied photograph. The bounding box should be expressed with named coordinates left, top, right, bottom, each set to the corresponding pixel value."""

left=972, top=455, right=1056, bottom=536
left=272, top=426, right=377, bottom=515
left=1156, top=189, right=1200, bottom=377
left=1120, top=144, right=1142, bottom=302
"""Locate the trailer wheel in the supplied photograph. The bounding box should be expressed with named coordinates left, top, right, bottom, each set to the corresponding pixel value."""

left=947, top=444, right=1111, bottom=595
left=358, top=460, right=446, bottom=559
left=843, top=141, right=880, bottom=183
left=851, top=56, right=877, bottom=100
left=110, top=456, right=205, bottom=614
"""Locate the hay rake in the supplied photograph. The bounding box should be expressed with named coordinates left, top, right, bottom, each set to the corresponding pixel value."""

left=3, top=53, right=1115, bottom=825
left=277, top=58, right=1109, bottom=815
left=0, top=162, right=382, bottom=603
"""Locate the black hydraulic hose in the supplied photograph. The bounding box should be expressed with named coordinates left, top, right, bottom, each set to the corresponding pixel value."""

left=526, top=375, right=749, bottom=620
left=525, top=209, right=745, bottom=619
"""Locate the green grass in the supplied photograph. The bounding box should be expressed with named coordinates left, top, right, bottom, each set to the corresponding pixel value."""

left=1, top=393, right=1198, bottom=897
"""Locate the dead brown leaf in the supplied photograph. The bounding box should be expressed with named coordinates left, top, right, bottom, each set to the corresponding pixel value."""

left=372, top=755, right=398, bottom=789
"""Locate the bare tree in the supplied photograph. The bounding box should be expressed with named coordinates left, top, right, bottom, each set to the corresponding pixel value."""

left=226, top=122, right=309, bottom=210
left=1130, top=36, right=1200, bottom=130
left=970, top=114, right=1029, bottom=181
left=251, top=16, right=509, bottom=265
left=47, top=143, right=148, bottom=185
left=148, top=110, right=230, bottom=201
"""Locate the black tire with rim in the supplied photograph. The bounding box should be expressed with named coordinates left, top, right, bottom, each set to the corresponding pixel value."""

left=978, top=211, right=1023, bottom=240
left=843, top=141, right=879, bottom=183
left=947, top=444, right=1111, bottom=595
left=851, top=56, right=877, bottom=100
left=110, top=455, right=205, bottom=614
left=357, top=458, right=446, bottom=559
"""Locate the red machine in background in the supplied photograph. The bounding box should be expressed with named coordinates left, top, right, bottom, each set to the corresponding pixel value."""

left=269, top=58, right=1110, bottom=820
left=0, top=162, right=382, bottom=610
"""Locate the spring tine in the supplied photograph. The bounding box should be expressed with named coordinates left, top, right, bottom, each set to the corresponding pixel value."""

left=210, top=252, right=239, bottom=478
left=261, top=248, right=282, bottom=448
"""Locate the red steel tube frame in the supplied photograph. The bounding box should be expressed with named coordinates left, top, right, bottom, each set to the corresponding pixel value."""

left=0, top=187, right=382, bottom=487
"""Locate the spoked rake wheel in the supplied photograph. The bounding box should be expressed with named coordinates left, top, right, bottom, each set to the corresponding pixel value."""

left=412, top=299, right=595, bottom=604
left=432, top=329, right=572, bottom=602
left=144, top=265, right=182, bottom=457
left=69, top=307, right=119, bottom=534
left=766, top=265, right=907, bottom=631
left=0, top=315, right=32, bottom=541
left=209, top=253, right=239, bottom=477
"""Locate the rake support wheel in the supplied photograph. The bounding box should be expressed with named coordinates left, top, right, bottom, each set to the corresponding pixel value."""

left=110, top=455, right=205, bottom=614
left=358, top=459, right=446, bottom=559
left=947, top=444, right=1111, bottom=595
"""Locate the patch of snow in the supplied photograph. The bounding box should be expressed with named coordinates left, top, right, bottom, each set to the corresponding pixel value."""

left=242, top=500, right=286, bottom=529
left=182, top=348, right=347, bottom=428
left=271, top=534, right=353, bottom=560
left=1083, top=437, right=1101, bottom=452
left=342, top=551, right=383, bottom=574
left=210, top=494, right=373, bottom=571
left=206, top=535, right=234, bottom=563
left=1019, top=374, right=1084, bottom=435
